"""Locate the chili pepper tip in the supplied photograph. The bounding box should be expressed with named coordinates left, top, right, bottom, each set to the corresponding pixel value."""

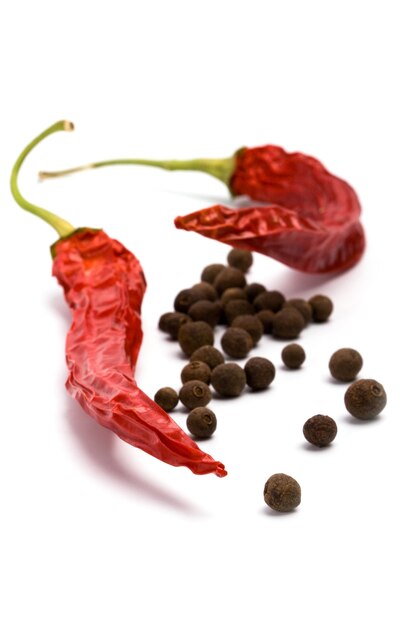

left=215, top=464, right=227, bottom=478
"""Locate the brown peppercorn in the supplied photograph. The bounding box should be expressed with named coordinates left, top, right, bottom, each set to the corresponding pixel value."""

left=244, top=282, right=266, bottom=302
left=232, top=314, right=264, bottom=345
left=186, top=407, right=217, bottom=438
left=272, top=308, right=304, bottom=339
left=344, top=379, right=387, bottom=419
left=201, top=263, right=225, bottom=284
left=255, top=310, right=275, bottom=334
left=221, top=327, right=253, bottom=359
left=281, top=343, right=306, bottom=369
left=192, top=281, right=218, bottom=301
left=303, top=415, right=337, bottom=447
left=154, top=387, right=179, bottom=412
left=223, top=298, right=254, bottom=324
left=211, top=363, right=247, bottom=397
left=282, top=298, right=312, bottom=326
left=161, top=312, right=191, bottom=340
left=188, top=300, right=222, bottom=327
left=227, top=247, right=253, bottom=273
left=178, top=321, right=214, bottom=356
left=329, top=348, right=363, bottom=382
left=181, top=361, right=211, bottom=384
left=179, top=380, right=212, bottom=410
left=190, top=346, right=225, bottom=370
left=253, top=290, right=285, bottom=312
left=244, top=357, right=276, bottom=390
left=220, top=287, right=248, bottom=305
left=213, top=266, right=246, bottom=295
left=309, top=294, right=333, bottom=322
left=174, top=286, right=206, bottom=313
left=264, top=474, right=301, bottom=512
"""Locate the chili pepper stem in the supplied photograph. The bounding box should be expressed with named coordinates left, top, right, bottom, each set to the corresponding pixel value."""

left=11, top=121, right=76, bottom=238
left=39, top=155, right=237, bottom=187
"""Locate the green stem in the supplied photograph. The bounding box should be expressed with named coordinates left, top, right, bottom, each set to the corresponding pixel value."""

left=39, top=155, right=237, bottom=188
left=11, top=121, right=76, bottom=238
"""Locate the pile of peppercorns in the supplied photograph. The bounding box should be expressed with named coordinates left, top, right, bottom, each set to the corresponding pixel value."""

left=155, top=248, right=387, bottom=513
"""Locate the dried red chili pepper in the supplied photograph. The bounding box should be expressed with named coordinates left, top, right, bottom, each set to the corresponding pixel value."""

left=10, top=121, right=226, bottom=478
left=39, top=144, right=365, bottom=273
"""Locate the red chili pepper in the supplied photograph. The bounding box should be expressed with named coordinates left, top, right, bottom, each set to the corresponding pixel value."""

left=39, top=144, right=365, bottom=273
left=10, top=122, right=226, bottom=478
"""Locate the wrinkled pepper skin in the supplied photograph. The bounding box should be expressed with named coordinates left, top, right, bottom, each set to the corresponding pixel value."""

left=52, top=228, right=226, bottom=477
left=176, top=146, right=365, bottom=274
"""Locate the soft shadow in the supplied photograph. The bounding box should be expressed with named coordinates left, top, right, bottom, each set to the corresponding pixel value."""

left=64, top=394, right=206, bottom=516
left=326, top=375, right=353, bottom=386
left=299, top=441, right=335, bottom=452
left=47, top=291, right=72, bottom=322
left=261, top=506, right=299, bottom=517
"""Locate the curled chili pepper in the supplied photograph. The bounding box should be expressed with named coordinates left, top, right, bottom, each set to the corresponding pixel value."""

left=10, top=121, right=226, bottom=478
left=39, top=144, right=365, bottom=274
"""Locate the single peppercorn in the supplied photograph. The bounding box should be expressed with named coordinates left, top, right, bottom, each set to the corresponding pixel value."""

left=223, top=299, right=254, bottom=324
left=192, top=281, right=218, bottom=301
left=227, top=247, right=253, bottom=273
left=255, top=310, right=275, bottom=334
left=221, top=327, right=253, bottom=359
left=244, top=357, right=276, bottom=390
left=220, top=287, right=248, bottom=305
left=303, top=415, right=337, bottom=447
left=190, top=345, right=225, bottom=370
left=160, top=312, right=191, bottom=340
left=181, top=360, right=211, bottom=384
left=213, top=266, right=246, bottom=295
left=309, top=294, right=333, bottom=322
left=201, top=263, right=225, bottom=284
left=244, top=282, right=266, bottom=302
left=211, top=363, right=247, bottom=397
left=344, top=379, right=387, bottom=419
left=263, top=474, right=301, bottom=512
left=174, top=286, right=207, bottom=313
left=329, top=348, right=363, bottom=382
left=188, top=299, right=222, bottom=327
left=282, top=298, right=312, bottom=326
left=179, top=380, right=212, bottom=410
left=272, top=308, right=304, bottom=339
left=232, top=315, right=264, bottom=344
left=253, top=290, right=285, bottom=312
left=281, top=343, right=306, bottom=369
left=178, top=321, right=214, bottom=356
left=186, top=407, right=217, bottom=438
left=154, top=387, right=179, bottom=412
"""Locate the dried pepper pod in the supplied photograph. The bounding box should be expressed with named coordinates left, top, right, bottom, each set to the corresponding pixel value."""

left=10, top=121, right=226, bottom=478
left=40, top=144, right=365, bottom=274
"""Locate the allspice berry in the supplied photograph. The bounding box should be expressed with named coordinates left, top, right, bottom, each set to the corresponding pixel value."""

left=255, top=310, right=275, bottom=334
left=223, top=298, right=254, bottom=324
left=201, top=263, right=225, bottom=284
left=281, top=343, right=306, bottom=369
left=272, top=308, right=304, bottom=339
left=174, top=286, right=206, bottom=313
left=178, top=321, right=214, bottom=356
left=192, top=281, right=218, bottom=301
left=221, top=327, right=253, bottom=359
left=181, top=361, right=211, bottom=385
left=253, top=290, right=285, bottom=312
left=186, top=407, right=217, bottom=438
left=264, top=473, right=301, bottom=512
left=244, top=282, right=266, bottom=302
left=232, top=314, right=264, bottom=345
left=220, top=287, right=248, bottom=305
left=244, top=357, right=276, bottom=390
left=282, top=298, right=312, bottom=326
left=303, top=415, right=337, bottom=447
left=344, top=379, right=387, bottom=419
left=179, top=380, right=212, bottom=410
left=188, top=300, right=222, bottom=327
left=154, top=387, right=179, bottom=412
left=161, top=312, right=191, bottom=340
left=190, top=345, right=225, bottom=370
left=213, top=267, right=246, bottom=295
left=227, top=248, right=253, bottom=273
left=309, top=294, right=333, bottom=322
left=329, top=348, right=363, bottom=382
left=211, top=363, right=247, bottom=397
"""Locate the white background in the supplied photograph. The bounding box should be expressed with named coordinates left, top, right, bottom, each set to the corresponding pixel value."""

left=1, top=2, right=416, bottom=624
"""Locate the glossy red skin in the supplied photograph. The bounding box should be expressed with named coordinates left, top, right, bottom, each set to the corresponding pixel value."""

left=52, top=229, right=226, bottom=477
left=176, top=145, right=365, bottom=273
